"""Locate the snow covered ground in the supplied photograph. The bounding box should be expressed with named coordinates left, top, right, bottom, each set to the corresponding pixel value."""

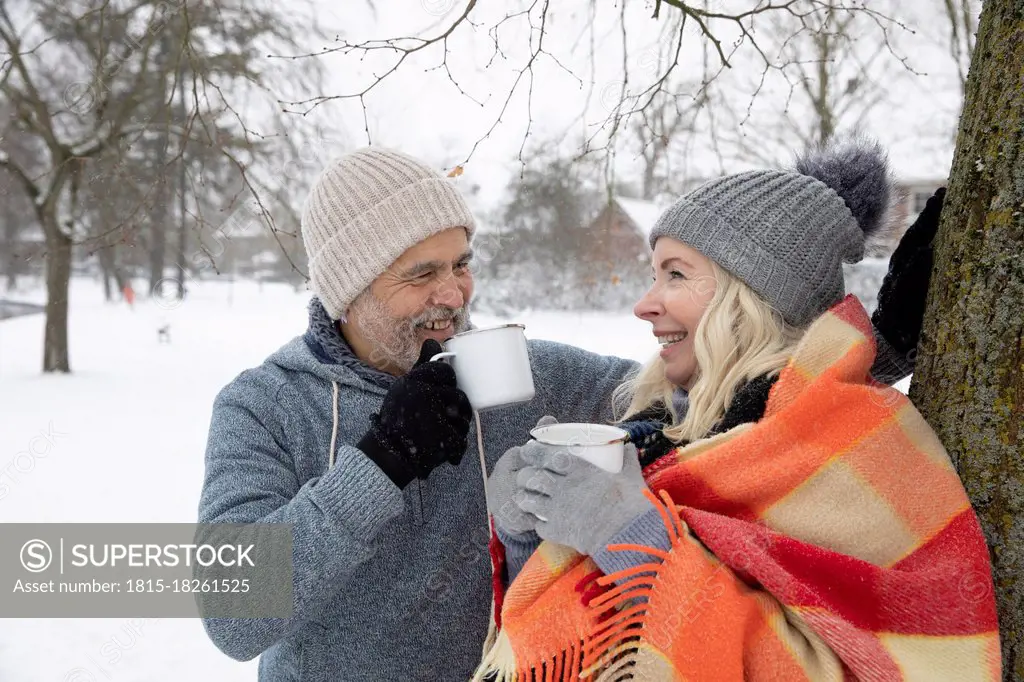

left=0, top=277, right=658, bottom=682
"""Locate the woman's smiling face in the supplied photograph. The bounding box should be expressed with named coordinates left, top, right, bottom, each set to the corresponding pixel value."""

left=633, top=238, right=718, bottom=389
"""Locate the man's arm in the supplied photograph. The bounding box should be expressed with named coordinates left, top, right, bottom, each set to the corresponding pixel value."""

left=197, top=371, right=404, bottom=662
left=528, top=340, right=639, bottom=425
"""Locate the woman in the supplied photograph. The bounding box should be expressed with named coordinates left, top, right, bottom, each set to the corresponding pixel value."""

left=477, top=139, right=1001, bottom=681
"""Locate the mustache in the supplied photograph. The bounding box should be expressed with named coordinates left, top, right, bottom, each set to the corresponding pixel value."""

left=411, top=307, right=466, bottom=326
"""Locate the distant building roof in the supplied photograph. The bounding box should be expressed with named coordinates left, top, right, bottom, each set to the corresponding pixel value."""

left=612, top=196, right=668, bottom=241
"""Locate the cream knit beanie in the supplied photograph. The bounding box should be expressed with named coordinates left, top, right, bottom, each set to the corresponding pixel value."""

left=300, top=147, right=477, bottom=320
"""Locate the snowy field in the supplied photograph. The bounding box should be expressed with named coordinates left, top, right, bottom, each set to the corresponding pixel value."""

left=0, top=277, right=659, bottom=682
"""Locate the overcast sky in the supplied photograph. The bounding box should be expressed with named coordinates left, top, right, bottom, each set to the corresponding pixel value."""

left=276, top=0, right=975, bottom=215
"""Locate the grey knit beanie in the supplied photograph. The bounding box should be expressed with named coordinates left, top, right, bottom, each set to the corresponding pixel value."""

left=648, top=138, right=894, bottom=326
left=301, top=147, right=476, bottom=319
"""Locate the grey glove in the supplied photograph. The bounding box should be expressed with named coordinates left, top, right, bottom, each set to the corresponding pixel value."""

left=514, top=440, right=652, bottom=557
left=487, top=415, right=557, bottom=539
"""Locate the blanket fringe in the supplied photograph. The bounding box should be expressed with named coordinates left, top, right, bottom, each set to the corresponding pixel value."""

left=472, top=627, right=518, bottom=681
left=474, top=629, right=588, bottom=682
left=582, top=489, right=684, bottom=678
left=477, top=490, right=685, bottom=681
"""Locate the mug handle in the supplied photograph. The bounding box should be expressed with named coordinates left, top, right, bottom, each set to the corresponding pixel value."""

left=430, top=351, right=456, bottom=362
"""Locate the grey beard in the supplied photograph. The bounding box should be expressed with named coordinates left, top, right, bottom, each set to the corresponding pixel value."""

left=350, top=292, right=471, bottom=373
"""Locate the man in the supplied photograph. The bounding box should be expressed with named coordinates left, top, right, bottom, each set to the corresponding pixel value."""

left=198, top=148, right=638, bottom=681
left=197, top=147, right=940, bottom=680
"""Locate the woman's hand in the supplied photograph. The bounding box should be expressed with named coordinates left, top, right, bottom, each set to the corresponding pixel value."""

left=513, top=441, right=652, bottom=556
left=486, top=416, right=557, bottom=539
left=488, top=445, right=539, bottom=538
left=872, top=187, right=945, bottom=356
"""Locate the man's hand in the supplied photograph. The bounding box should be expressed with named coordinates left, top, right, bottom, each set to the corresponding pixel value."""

left=873, top=187, right=946, bottom=356
left=357, top=340, right=473, bottom=488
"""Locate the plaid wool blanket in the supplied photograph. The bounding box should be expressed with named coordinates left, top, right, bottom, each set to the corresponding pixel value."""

left=475, top=295, right=1001, bottom=681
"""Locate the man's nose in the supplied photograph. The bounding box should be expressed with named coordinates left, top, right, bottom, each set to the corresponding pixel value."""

left=430, top=274, right=465, bottom=309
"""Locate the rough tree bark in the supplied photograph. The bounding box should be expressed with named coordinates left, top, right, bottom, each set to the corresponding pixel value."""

left=909, top=1, right=1024, bottom=678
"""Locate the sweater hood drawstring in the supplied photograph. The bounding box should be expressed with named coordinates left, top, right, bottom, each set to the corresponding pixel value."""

left=475, top=410, right=489, bottom=523
left=330, top=381, right=340, bottom=469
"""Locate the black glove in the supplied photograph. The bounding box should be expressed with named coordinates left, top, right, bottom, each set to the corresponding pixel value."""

left=872, top=187, right=945, bottom=356
left=357, top=339, right=473, bottom=488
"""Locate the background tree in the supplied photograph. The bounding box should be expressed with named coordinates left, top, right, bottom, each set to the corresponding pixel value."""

left=0, top=0, right=325, bottom=372
left=909, top=0, right=1024, bottom=676
left=940, top=0, right=980, bottom=100
left=0, top=118, right=38, bottom=291
left=475, top=145, right=604, bottom=313
left=629, top=79, right=712, bottom=201
left=715, top=0, right=901, bottom=166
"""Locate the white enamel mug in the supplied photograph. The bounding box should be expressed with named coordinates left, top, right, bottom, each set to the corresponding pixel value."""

left=529, top=423, right=628, bottom=474
left=430, top=323, right=536, bottom=411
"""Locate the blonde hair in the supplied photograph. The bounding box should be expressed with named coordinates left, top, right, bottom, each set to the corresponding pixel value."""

left=614, top=261, right=806, bottom=443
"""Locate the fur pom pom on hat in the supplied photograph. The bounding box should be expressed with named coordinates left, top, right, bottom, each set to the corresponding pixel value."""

left=795, top=136, right=894, bottom=254
left=648, top=137, right=895, bottom=326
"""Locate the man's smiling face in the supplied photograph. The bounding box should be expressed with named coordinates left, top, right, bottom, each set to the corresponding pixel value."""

left=341, top=227, right=475, bottom=374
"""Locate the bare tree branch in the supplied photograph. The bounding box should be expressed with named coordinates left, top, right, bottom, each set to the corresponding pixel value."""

left=0, top=5, right=62, bottom=151
left=0, top=151, right=40, bottom=204
left=274, top=0, right=912, bottom=174
left=942, top=0, right=979, bottom=99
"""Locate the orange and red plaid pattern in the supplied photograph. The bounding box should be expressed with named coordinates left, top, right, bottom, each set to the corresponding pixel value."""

left=476, top=295, right=1001, bottom=682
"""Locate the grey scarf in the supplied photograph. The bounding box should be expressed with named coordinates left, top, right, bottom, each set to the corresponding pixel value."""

left=304, top=297, right=396, bottom=389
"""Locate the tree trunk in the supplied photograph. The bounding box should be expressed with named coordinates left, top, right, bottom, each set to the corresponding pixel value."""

left=147, top=178, right=169, bottom=296
left=642, top=159, right=657, bottom=201
left=102, top=267, right=112, bottom=301
left=176, top=73, right=188, bottom=300
left=98, top=245, right=118, bottom=302
left=909, top=1, right=1024, bottom=678
left=813, top=31, right=835, bottom=148
left=175, top=180, right=188, bottom=299
left=43, top=223, right=73, bottom=372
left=3, top=218, right=19, bottom=291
